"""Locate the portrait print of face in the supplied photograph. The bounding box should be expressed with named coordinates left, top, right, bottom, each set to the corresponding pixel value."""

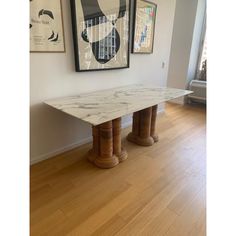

left=30, top=0, right=65, bottom=52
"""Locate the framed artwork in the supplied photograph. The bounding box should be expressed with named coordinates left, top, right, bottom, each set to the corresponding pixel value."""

left=70, top=0, right=131, bottom=72
left=132, top=0, right=157, bottom=54
left=30, top=0, right=65, bottom=52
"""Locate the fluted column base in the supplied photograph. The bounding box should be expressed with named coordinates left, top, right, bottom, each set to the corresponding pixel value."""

left=127, top=105, right=159, bottom=146
left=88, top=118, right=127, bottom=169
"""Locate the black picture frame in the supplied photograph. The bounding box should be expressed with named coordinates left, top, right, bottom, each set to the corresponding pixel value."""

left=70, top=0, right=131, bottom=72
left=132, top=0, right=157, bottom=54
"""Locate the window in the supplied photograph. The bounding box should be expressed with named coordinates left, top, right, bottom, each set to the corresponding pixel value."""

left=199, top=32, right=207, bottom=70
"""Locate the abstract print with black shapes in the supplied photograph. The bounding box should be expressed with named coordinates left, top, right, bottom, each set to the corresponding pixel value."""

left=81, top=0, right=126, bottom=64
left=90, top=27, right=120, bottom=64
left=71, top=0, right=130, bottom=71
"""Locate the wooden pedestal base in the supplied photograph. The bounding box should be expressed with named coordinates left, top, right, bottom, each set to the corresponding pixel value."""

left=88, top=118, right=127, bottom=169
left=127, top=105, right=159, bottom=146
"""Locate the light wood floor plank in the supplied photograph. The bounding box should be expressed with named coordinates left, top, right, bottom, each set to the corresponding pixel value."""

left=30, top=102, right=206, bottom=236
left=165, top=186, right=206, bottom=236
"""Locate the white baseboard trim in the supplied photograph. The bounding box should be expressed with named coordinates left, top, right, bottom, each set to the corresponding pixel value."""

left=30, top=136, right=93, bottom=165
left=30, top=109, right=165, bottom=165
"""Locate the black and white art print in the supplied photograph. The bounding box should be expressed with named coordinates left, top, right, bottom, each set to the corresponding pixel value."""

left=70, top=0, right=131, bottom=72
left=30, top=0, right=65, bottom=52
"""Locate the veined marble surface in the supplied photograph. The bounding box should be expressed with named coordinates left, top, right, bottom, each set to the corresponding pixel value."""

left=44, top=84, right=193, bottom=126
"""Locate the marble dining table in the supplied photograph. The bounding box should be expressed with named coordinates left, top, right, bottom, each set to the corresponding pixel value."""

left=45, top=84, right=192, bottom=168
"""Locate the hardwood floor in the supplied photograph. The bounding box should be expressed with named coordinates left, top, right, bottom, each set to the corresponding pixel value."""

left=30, top=102, right=206, bottom=236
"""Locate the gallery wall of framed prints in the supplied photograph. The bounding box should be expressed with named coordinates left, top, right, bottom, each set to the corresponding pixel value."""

left=70, top=0, right=131, bottom=72
left=30, top=0, right=65, bottom=52
left=132, top=0, right=157, bottom=54
left=30, top=0, right=158, bottom=69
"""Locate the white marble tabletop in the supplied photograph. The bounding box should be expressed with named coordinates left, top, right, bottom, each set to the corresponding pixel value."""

left=44, top=84, right=193, bottom=126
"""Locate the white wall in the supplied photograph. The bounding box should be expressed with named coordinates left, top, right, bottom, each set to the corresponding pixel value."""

left=30, top=0, right=176, bottom=164
left=167, top=0, right=206, bottom=104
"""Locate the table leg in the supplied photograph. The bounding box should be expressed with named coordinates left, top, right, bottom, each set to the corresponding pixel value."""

left=113, top=118, right=127, bottom=162
left=126, top=112, right=141, bottom=144
left=93, top=121, right=119, bottom=168
left=127, top=105, right=159, bottom=146
left=151, top=105, right=159, bottom=142
left=139, top=107, right=154, bottom=145
left=132, top=111, right=140, bottom=137
left=88, top=118, right=127, bottom=168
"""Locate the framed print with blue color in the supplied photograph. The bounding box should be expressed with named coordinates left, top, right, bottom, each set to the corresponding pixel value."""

left=132, top=0, right=157, bottom=54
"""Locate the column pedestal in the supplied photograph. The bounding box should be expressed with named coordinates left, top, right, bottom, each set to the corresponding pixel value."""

left=127, top=105, right=159, bottom=146
left=88, top=118, right=127, bottom=169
